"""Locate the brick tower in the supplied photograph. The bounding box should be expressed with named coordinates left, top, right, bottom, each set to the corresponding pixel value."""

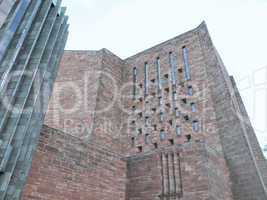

left=21, top=22, right=267, bottom=200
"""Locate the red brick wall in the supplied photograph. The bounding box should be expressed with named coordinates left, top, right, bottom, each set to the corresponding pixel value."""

left=22, top=125, right=127, bottom=200
left=126, top=142, right=233, bottom=200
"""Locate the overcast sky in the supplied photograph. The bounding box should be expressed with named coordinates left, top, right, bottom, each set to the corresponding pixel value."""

left=62, top=0, right=267, bottom=150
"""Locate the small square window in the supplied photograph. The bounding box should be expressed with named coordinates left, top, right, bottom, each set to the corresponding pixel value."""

left=138, top=128, right=142, bottom=135
left=184, top=115, right=189, bottom=121
left=182, top=98, right=187, bottom=104
left=186, top=134, right=191, bottom=142
left=164, top=87, right=170, bottom=93
left=169, top=139, right=174, bottom=145
left=137, top=146, right=143, bottom=153
left=154, top=143, right=158, bottom=149
left=164, top=74, right=169, bottom=79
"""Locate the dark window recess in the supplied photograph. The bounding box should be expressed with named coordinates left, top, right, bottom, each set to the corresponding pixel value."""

left=168, top=120, right=173, bottom=126
left=166, top=103, right=171, bottom=108
left=139, top=83, right=143, bottom=88
left=131, top=120, right=136, bottom=125
left=186, top=134, right=191, bottom=142
left=154, top=143, right=158, bottom=149
left=160, top=130, right=166, bottom=141
left=169, top=139, right=174, bottom=145
left=164, top=87, right=170, bottom=93
left=138, top=146, right=143, bottom=153
left=138, top=128, right=142, bottom=134
left=182, top=98, right=187, bottom=104
left=153, top=124, right=157, bottom=131
left=178, top=68, right=183, bottom=73
left=132, top=106, right=136, bottom=111
left=184, top=115, right=189, bottom=121
left=151, top=79, right=156, bottom=83
left=152, top=108, right=157, bottom=113
left=151, top=92, right=156, bottom=97
left=138, top=112, right=143, bottom=118
left=131, top=137, right=135, bottom=147
left=164, top=74, right=169, bottom=79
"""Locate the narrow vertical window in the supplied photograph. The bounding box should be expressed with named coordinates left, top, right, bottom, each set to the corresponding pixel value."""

left=175, top=107, right=180, bottom=118
left=145, top=116, right=149, bottom=127
left=169, top=52, right=177, bottom=85
left=160, top=130, right=166, bottom=141
left=145, top=134, right=149, bottom=144
left=156, top=58, right=162, bottom=92
left=191, top=103, right=197, bottom=112
left=131, top=137, right=135, bottom=147
left=144, top=62, right=149, bottom=96
left=160, top=111, right=164, bottom=122
left=159, top=96, right=163, bottom=106
left=192, top=120, right=199, bottom=132
left=188, top=86, right=193, bottom=96
left=133, top=67, right=137, bottom=99
left=176, top=125, right=181, bottom=136
left=173, top=91, right=177, bottom=101
left=183, top=46, right=191, bottom=81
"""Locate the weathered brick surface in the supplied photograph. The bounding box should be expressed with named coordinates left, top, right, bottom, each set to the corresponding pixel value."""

left=22, top=125, right=127, bottom=200
left=23, top=21, right=267, bottom=200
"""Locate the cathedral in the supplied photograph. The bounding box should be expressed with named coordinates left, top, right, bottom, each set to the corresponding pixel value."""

left=0, top=1, right=266, bottom=200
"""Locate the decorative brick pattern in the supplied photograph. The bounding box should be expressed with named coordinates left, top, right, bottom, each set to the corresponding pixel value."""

left=22, top=21, right=267, bottom=200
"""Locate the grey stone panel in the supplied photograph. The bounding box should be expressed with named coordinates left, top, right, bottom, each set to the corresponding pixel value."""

left=0, top=1, right=68, bottom=199
left=0, top=0, right=51, bottom=135
left=7, top=18, right=68, bottom=200
left=0, top=0, right=31, bottom=64
left=0, top=4, right=60, bottom=200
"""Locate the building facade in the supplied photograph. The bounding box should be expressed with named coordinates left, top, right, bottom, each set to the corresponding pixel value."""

left=20, top=22, right=267, bottom=200
left=0, top=0, right=68, bottom=199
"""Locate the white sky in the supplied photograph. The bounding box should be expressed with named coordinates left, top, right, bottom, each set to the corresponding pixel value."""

left=62, top=0, right=267, bottom=150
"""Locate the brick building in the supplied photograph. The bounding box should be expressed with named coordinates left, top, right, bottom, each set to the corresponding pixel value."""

left=0, top=2, right=266, bottom=199
left=21, top=21, right=267, bottom=200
